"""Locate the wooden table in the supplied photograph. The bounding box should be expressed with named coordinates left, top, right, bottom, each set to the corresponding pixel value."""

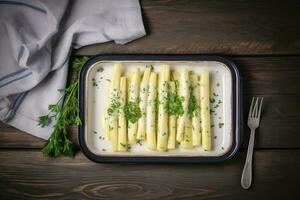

left=1, top=1, right=300, bottom=199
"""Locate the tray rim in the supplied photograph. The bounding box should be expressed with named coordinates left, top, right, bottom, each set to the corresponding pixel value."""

left=79, top=54, right=242, bottom=163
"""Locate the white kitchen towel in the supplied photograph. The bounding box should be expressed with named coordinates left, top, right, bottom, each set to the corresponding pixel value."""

left=0, top=0, right=145, bottom=139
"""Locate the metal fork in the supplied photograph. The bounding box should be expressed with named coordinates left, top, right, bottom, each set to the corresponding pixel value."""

left=241, top=97, right=264, bottom=189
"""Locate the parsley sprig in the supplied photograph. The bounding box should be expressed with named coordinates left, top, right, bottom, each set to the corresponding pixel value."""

left=38, top=56, right=89, bottom=157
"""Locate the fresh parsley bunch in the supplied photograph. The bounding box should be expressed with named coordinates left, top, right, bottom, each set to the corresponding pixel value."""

left=38, top=56, right=89, bottom=157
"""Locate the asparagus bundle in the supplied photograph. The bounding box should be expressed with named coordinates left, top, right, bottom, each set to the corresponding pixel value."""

left=101, top=64, right=214, bottom=153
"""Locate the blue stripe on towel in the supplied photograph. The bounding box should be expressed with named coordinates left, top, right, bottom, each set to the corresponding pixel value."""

left=0, top=71, right=32, bottom=88
left=0, top=68, right=28, bottom=82
left=2, top=91, right=28, bottom=122
left=0, top=1, right=46, bottom=13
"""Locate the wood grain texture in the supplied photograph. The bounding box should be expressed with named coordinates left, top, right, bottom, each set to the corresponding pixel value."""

left=74, top=0, right=300, bottom=56
left=0, top=150, right=299, bottom=199
left=1, top=56, right=300, bottom=149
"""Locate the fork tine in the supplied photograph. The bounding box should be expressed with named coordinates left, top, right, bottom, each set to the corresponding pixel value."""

left=257, top=97, right=264, bottom=120
left=251, top=97, right=259, bottom=118
left=253, top=97, right=259, bottom=118
left=248, top=97, right=255, bottom=119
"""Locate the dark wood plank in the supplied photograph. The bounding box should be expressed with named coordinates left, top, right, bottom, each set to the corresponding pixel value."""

left=74, top=0, right=300, bottom=56
left=0, top=150, right=299, bottom=199
left=233, top=56, right=300, bottom=95
left=0, top=123, right=78, bottom=149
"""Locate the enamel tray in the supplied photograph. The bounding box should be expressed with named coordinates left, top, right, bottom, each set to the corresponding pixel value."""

left=79, top=55, right=241, bottom=163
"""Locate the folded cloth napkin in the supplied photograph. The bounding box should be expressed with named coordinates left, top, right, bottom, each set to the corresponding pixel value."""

left=0, top=0, right=145, bottom=139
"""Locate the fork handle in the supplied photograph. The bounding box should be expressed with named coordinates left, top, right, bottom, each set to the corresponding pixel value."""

left=241, top=129, right=255, bottom=189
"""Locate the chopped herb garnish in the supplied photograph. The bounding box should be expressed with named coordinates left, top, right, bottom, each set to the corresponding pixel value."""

left=167, top=92, right=184, bottom=117
left=221, top=147, right=224, bottom=150
left=188, top=95, right=197, bottom=115
left=102, top=148, right=106, bottom=151
left=123, top=101, right=142, bottom=123
left=217, top=83, right=220, bottom=87
left=93, top=131, right=97, bottom=134
left=106, top=79, right=111, bottom=82
left=211, top=124, right=215, bottom=128
left=218, top=100, right=222, bottom=104
left=107, top=92, right=121, bottom=117
left=213, top=92, right=219, bottom=97
left=214, top=136, right=217, bottom=139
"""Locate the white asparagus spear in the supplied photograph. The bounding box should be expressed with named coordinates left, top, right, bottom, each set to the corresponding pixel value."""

left=107, top=64, right=121, bottom=151
left=157, top=65, right=170, bottom=151
left=200, top=69, right=211, bottom=151
left=137, top=67, right=151, bottom=140
left=118, top=77, right=127, bottom=151
left=176, top=68, right=190, bottom=142
left=127, top=68, right=141, bottom=144
left=181, top=117, right=193, bottom=148
left=191, top=74, right=201, bottom=146
left=167, top=81, right=176, bottom=149
left=146, top=72, right=158, bottom=149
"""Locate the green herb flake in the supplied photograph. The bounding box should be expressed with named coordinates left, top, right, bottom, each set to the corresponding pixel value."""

left=120, top=143, right=127, bottom=148
left=188, top=95, right=197, bottom=115
left=219, top=122, right=224, bottom=128
left=146, top=64, right=154, bottom=70
left=214, top=104, right=219, bottom=108
left=97, top=66, right=104, bottom=72
left=137, top=140, right=142, bottom=146
left=210, top=98, right=216, bottom=103
left=217, top=83, right=220, bottom=87
left=167, top=92, right=184, bottom=117
left=93, top=131, right=97, bottom=134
